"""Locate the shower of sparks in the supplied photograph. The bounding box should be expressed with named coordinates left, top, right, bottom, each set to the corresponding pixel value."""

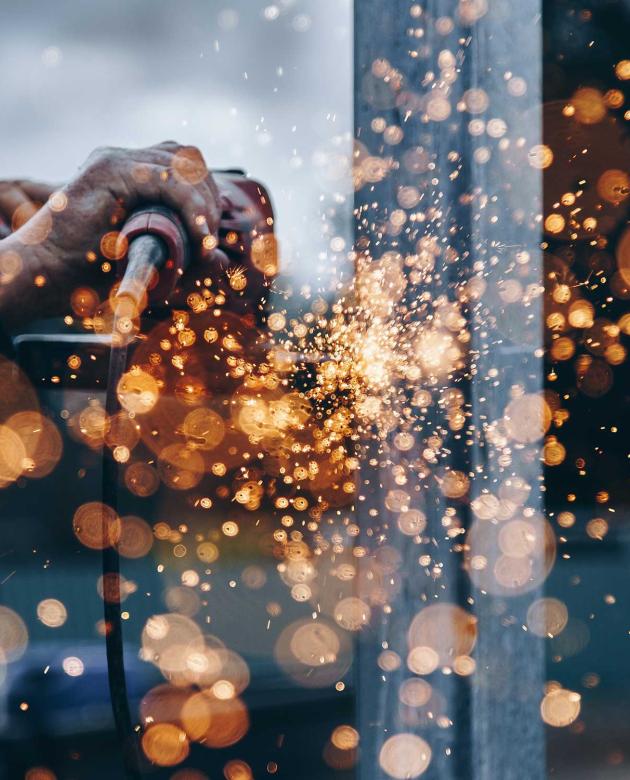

left=0, top=1, right=629, bottom=777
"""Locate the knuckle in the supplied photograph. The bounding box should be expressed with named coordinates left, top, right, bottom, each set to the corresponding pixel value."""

left=189, top=145, right=206, bottom=165
left=188, top=189, right=207, bottom=212
left=88, top=145, right=109, bottom=161
left=86, top=146, right=119, bottom=173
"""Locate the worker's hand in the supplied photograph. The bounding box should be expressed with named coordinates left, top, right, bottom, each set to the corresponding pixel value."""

left=13, top=141, right=220, bottom=273
left=0, top=142, right=222, bottom=328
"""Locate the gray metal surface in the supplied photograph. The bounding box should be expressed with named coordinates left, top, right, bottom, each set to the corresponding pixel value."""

left=354, top=1, right=544, bottom=778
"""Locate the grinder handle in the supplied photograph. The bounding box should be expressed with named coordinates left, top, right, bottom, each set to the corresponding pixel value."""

left=116, top=205, right=190, bottom=304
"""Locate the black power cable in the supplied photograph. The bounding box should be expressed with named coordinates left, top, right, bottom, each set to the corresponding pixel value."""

left=97, top=184, right=271, bottom=776
left=101, top=222, right=182, bottom=779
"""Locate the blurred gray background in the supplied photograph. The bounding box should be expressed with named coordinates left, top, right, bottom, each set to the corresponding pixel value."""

left=0, top=0, right=353, bottom=288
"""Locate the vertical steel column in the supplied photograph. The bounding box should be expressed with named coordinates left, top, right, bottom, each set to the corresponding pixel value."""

left=353, top=2, right=545, bottom=778
left=466, top=5, right=545, bottom=778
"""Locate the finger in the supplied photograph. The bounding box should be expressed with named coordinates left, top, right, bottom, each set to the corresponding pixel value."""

left=205, top=170, right=221, bottom=213
left=0, top=185, right=37, bottom=231
left=130, top=145, right=196, bottom=170
left=129, top=146, right=220, bottom=220
left=150, top=155, right=220, bottom=236
left=122, top=164, right=218, bottom=256
left=15, top=180, right=59, bottom=203
left=126, top=150, right=219, bottom=224
left=141, top=145, right=220, bottom=219
left=125, top=148, right=175, bottom=171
